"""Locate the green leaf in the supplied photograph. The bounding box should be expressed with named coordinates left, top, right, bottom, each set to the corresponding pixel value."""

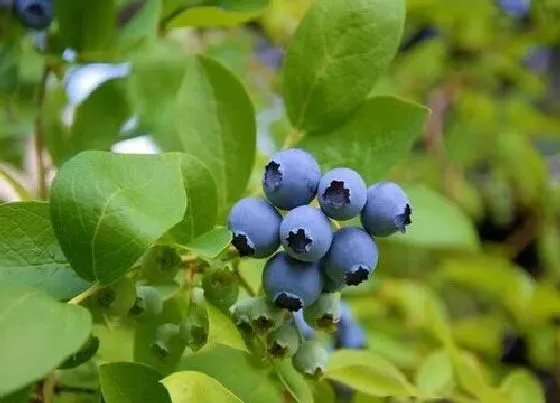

left=0, top=385, right=33, bottom=403
left=161, top=371, right=242, bottom=402
left=67, top=79, right=130, bottom=161
left=99, top=362, right=171, bottom=403
left=168, top=4, right=266, bottom=28
left=43, top=86, right=72, bottom=167
left=166, top=155, right=219, bottom=246
left=54, top=0, right=117, bottom=52
left=500, top=369, right=545, bottom=403
left=309, top=380, right=336, bottom=403
left=392, top=186, right=480, bottom=250
left=440, top=256, right=534, bottom=319
left=283, top=0, right=406, bottom=131
left=0, top=285, right=91, bottom=397
left=274, top=360, right=314, bottom=403
left=414, top=349, right=454, bottom=398
left=325, top=350, right=419, bottom=397
left=129, top=50, right=255, bottom=219
left=152, top=56, right=256, bottom=219
left=179, top=227, right=232, bottom=258
left=204, top=302, right=248, bottom=353
left=50, top=151, right=187, bottom=285
left=527, top=284, right=560, bottom=324
left=118, top=0, right=162, bottom=49
left=178, top=345, right=282, bottom=403
left=298, top=97, right=429, bottom=183
left=0, top=202, right=90, bottom=300
left=500, top=370, right=545, bottom=403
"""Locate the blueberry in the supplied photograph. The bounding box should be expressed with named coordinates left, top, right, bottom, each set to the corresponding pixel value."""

left=202, top=267, right=239, bottom=310
left=322, top=228, right=378, bottom=288
left=292, top=310, right=316, bottom=340
left=280, top=206, right=333, bottom=262
left=334, top=302, right=367, bottom=349
left=317, top=168, right=367, bottom=221
left=360, top=182, right=412, bottom=237
left=263, top=252, right=323, bottom=312
left=228, top=197, right=282, bottom=258
left=292, top=340, right=329, bottom=378
left=263, top=148, right=321, bottom=210
left=13, top=0, right=53, bottom=30
left=498, top=0, right=531, bottom=17
left=141, top=245, right=182, bottom=283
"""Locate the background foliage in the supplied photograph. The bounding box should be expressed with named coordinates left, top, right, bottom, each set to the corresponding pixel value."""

left=1, top=0, right=560, bottom=402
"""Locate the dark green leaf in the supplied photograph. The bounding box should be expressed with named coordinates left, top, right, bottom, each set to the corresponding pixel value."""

left=68, top=79, right=130, bottom=161
left=0, top=285, right=91, bottom=397
left=54, top=0, right=117, bottom=52
left=50, top=152, right=188, bottom=285
left=118, top=0, right=162, bottom=49
left=284, top=0, right=406, bottom=131
left=178, top=345, right=282, bottom=403
left=166, top=155, right=219, bottom=246
left=99, top=362, right=171, bottom=403
left=131, top=53, right=256, bottom=219
left=161, top=371, right=243, bottom=402
left=299, top=97, right=429, bottom=183
left=0, top=202, right=90, bottom=299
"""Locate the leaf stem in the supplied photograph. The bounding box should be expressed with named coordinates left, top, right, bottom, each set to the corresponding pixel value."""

left=282, top=129, right=301, bottom=149
left=232, top=259, right=255, bottom=297
left=42, top=371, right=56, bottom=403
left=68, top=284, right=99, bottom=305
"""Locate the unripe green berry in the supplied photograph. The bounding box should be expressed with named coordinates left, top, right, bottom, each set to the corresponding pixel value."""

left=151, top=323, right=182, bottom=361
left=230, top=296, right=285, bottom=334
left=93, top=277, right=136, bottom=316
left=58, top=335, right=99, bottom=370
left=129, top=286, right=164, bottom=322
left=141, top=245, right=182, bottom=283
left=303, top=293, right=341, bottom=332
left=292, top=340, right=328, bottom=379
left=267, top=321, right=300, bottom=359
left=202, top=267, right=239, bottom=311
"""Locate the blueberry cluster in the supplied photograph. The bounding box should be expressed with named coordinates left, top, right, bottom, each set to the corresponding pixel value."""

left=228, top=148, right=412, bottom=313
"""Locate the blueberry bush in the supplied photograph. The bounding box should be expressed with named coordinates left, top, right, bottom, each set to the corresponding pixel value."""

left=0, top=0, right=559, bottom=402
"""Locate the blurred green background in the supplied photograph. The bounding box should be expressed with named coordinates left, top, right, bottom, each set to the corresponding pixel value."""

left=1, top=0, right=560, bottom=401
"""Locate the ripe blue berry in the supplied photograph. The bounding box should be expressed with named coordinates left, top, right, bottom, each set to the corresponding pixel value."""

left=360, top=182, right=412, bottom=237
left=13, top=0, right=53, bottom=30
left=263, top=148, right=321, bottom=210
left=280, top=206, right=333, bottom=262
left=499, top=0, right=531, bottom=17
left=263, top=252, right=323, bottom=312
left=317, top=168, right=367, bottom=221
left=334, top=303, right=367, bottom=349
left=322, top=228, right=378, bottom=287
left=228, top=197, right=282, bottom=258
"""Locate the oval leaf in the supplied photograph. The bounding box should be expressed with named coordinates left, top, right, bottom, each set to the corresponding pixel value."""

left=500, top=369, right=545, bottom=403
left=284, top=0, right=406, bottom=131
left=162, top=371, right=242, bottom=403
left=0, top=285, right=91, bottom=397
left=178, top=345, right=282, bottom=403
left=298, top=97, right=429, bottom=183
left=204, top=302, right=248, bottom=353
left=50, top=151, right=187, bottom=285
left=99, top=362, right=171, bottom=403
left=414, top=349, right=454, bottom=397
left=325, top=350, right=418, bottom=397
left=0, top=202, right=90, bottom=299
